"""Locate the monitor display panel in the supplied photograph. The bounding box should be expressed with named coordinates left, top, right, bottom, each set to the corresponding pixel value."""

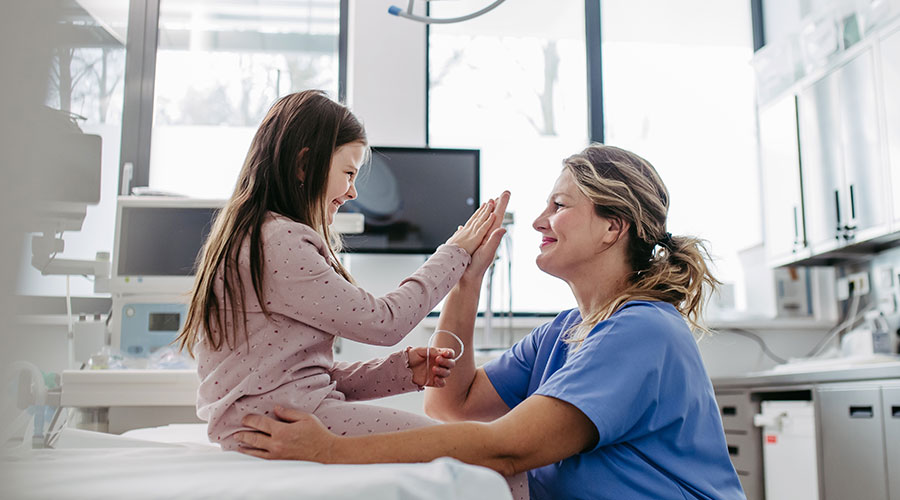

left=116, top=206, right=219, bottom=277
left=339, top=147, right=479, bottom=254
left=110, top=197, right=224, bottom=294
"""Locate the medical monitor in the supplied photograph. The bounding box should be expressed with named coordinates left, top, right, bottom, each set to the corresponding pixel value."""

left=338, top=147, right=480, bottom=254
left=110, top=196, right=225, bottom=294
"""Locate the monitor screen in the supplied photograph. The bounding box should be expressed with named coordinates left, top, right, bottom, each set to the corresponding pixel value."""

left=116, top=205, right=220, bottom=277
left=338, top=147, right=479, bottom=254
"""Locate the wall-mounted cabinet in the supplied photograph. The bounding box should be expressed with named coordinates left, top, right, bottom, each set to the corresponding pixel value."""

left=881, top=27, right=900, bottom=227
left=756, top=16, right=900, bottom=267
left=759, top=95, right=808, bottom=264
left=797, top=48, right=889, bottom=253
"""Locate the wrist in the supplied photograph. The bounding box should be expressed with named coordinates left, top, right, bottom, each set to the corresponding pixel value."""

left=457, top=275, right=485, bottom=293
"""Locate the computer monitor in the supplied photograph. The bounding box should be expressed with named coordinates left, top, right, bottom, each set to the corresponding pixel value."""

left=338, top=146, right=480, bottom=254
left=110, top=196, right=225, bottom=294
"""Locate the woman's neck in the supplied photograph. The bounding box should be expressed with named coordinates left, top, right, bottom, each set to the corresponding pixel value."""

left=566, top=261, right=631, bottom=319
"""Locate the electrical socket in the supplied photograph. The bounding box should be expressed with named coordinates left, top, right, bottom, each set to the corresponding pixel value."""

left=848, top=272, right=870, bottom=295
left=837, top=272, right=870, bottom=300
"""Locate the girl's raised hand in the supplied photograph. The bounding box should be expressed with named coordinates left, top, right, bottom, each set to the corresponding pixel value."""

left=446, top=198, right=497, bottom=255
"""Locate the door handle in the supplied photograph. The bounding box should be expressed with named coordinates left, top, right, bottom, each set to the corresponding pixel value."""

left=849, top=406, right=874, bottom=418
left=793, top=206, right=800, bottom=247
left=834, top=190, right=843, bottom=240
left=892, top=406, right=899, bottom=418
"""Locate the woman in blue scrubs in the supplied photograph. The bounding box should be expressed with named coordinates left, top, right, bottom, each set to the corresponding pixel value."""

left=236, top=144, right=746, bottom=500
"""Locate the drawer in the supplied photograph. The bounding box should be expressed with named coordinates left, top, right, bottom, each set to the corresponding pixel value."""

left=725, top=431, right=762, bottom=474
left=736, top=469, right=764, bottom=500
left=716, top=392, right=755, bottom=432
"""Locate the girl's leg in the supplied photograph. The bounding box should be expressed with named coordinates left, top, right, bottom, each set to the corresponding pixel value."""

left=314, top=398, right=529, bottom=500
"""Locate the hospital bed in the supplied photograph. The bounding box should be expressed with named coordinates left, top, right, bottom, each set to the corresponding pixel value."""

left=0, top=423, right=512, bottom=500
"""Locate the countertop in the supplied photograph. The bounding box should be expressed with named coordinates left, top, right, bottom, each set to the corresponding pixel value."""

left=712, top=359, right=900, bottom=389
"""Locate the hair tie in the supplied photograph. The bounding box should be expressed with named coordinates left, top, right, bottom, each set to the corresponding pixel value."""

left=424, top=329, right=465, bottom=386
left=657, top=232, right=673, bottom=248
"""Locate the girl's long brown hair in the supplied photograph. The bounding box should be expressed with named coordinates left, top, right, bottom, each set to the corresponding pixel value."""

left=563, top=144, right=720, bottom=346
left=176, top=90, right=366, bottom=357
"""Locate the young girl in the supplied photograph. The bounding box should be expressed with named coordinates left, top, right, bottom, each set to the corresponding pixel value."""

left=175, top=90, right=502, bottom=453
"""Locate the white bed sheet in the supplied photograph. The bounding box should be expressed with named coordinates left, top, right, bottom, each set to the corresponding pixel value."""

left=1, top=425, right=512, bottom=500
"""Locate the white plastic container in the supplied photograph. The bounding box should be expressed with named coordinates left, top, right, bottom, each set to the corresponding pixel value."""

left=754, top=401, right=819, bottom=500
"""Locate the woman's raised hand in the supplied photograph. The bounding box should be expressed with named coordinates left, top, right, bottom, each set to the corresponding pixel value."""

left=459, top=191, right=509, bottom=288
left=445, top=198, right=498, bottom=255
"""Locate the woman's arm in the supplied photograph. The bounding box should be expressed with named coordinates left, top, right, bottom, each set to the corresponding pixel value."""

left=237, top=393, right=598, bottom=477
left=424, top=191, right=511, bottom=422
left=423, top=283, right=510, bottom=422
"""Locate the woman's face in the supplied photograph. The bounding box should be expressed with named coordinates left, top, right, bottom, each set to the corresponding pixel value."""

left=532, top=170, right=620, bottom=280
left=324, top=142, right=366, bottom=225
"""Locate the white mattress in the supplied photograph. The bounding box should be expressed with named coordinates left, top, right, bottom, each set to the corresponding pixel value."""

left=0, top=425, right=512, bottom=500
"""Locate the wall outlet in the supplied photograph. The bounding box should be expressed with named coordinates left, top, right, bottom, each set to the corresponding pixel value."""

left=837, top=271, right=870, bottom=300
left=848, top=272, right=870, bottom=295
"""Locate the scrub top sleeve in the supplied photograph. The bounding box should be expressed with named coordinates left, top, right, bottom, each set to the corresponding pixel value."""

left=534, top=313, right=663, bottom=451
left=482, top=325, right=544, bottom=409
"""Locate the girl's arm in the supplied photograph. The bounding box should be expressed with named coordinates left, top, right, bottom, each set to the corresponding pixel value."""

left=237, top=393, right=598, bottom=477
left=263, top=201, right=496, bottom=347
left=329, top=347, right=455, bottom=401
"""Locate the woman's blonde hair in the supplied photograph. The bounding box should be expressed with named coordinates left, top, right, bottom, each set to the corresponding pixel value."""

left=563, top=144, right=720, bottom=346
left=175, top=90, right=366, bottom=357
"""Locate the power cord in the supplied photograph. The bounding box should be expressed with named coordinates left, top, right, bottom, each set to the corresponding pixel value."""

left=715, top=327, right=788, bottom=364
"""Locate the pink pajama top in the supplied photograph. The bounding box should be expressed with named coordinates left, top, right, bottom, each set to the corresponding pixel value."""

left=195, top=213, right=470, bottom=444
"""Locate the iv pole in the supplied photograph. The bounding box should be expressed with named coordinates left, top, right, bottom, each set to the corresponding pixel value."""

left=388, top=0, right=508, bottom=24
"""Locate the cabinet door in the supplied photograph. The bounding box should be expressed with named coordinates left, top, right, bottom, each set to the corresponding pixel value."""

left=881, top=28, right=900, bottom=225
left=817, top=386, right=888, bottom=500
left=759, top=95, right=807, bottom=261
left=798, top=71, right=845, bottom=251
left=883, top=385, right=900, bottom=500
left=836, top=49, right=888, bottom=239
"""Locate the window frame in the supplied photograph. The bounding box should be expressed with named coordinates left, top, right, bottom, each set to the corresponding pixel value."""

left=117, top=0, right=349, bottom=195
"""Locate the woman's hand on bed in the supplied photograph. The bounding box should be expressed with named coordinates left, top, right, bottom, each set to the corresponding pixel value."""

left=236, top=407, right=335, bottom=462
left=407, top=347, right=456, bottom=388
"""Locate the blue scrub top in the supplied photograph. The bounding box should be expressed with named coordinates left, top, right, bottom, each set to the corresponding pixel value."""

left=483, top=301, right=745, bottom=500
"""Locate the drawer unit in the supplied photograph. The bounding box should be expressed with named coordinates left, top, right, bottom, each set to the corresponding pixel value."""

left=817, top=384, right=889, bottom=500
left=716, top=391, right=756, bottom=432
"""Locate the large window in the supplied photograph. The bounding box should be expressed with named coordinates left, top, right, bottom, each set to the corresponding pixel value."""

left=17, top=1, right=130, bottom=296
left=600, top=0, right=761, bottom=312
left=148, top=0, right=342, bottom=198
left=429, top=0, right=588, bottom=313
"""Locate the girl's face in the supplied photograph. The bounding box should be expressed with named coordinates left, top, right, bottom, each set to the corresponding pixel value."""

left=324, top=142, right=366, bottom=225
left=532, top=170, right=621, bottom=280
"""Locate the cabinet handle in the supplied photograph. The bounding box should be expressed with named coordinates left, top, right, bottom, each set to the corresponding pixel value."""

left=834, top=190, right=843, bottom=239
left=848, top=184, right=857, bottom=222
left=727, top=445, right=739, bottom=456
left=892, top=406, right=899, bottom=418
left=722, top=406, right=737, bottom=416
left=849, top=406, right=874, bottom=418
left=792, top=206, right=800, bottom=245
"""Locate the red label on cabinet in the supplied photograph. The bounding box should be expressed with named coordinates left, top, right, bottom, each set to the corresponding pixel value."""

left=766, top=435, right=777, bottom=444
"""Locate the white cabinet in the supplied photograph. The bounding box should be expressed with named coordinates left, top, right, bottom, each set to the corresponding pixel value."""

left=883, top=384, right=900, bottom=500
left=759, top=95, right=808, bottom=263
left=757, top=401, right=819, bottom=500
left=817, top=384, right=889, bottom=500
left=880, top=27, right=900, bottom=227
left=797, top=48, right=888, bottom=253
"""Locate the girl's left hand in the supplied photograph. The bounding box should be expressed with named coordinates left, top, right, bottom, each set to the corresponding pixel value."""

left=407, top=347, right=456, bottom=388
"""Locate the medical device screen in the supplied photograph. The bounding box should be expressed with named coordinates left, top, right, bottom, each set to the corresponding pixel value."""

left=116, top=206, right=219, bottom=276
left=339, top=147, right=479, bottom=254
